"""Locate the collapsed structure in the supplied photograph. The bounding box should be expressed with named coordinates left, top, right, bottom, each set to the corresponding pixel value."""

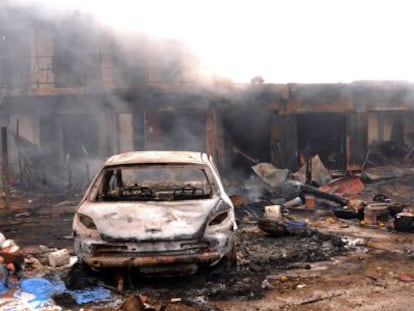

left=1, top=3, right=414, bottom=194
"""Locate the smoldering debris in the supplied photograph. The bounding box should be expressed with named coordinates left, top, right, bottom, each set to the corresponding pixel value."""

left=294, top=154, right=332, bottom=186
left=251, top=162, right=290, bottom=189
left=230, top=152, right=414, bottom=237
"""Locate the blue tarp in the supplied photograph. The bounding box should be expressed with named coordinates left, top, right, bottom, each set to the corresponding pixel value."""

left=2, top=277, right=112, bottom=310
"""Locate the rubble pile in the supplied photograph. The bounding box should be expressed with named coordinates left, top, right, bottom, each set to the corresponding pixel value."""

left=233, top=154, right=414, bottom=236
left=237, top=228, right=345, bottom=273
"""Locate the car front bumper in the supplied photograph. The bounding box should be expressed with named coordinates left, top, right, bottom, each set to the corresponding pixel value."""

left=75, top=232, right=233, bottom=269
left=84, top=250, right=221, bottom=268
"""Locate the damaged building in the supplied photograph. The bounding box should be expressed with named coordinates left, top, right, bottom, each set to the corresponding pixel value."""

left=2, top=3, right=414, bottom=310
left=0, top=5, right=211, bottom=190
left=1, top=4, right=414, bottom=194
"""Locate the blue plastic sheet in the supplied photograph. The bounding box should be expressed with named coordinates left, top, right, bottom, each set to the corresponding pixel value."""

left=0, top=278, right=6, bottom=294
left=0, top=265, right=8, bottom=294
left=71, top=286, right=111, bottom=304
left=20, top=278, right=53, bottom=301
left=12, top=278, right=112, bottom=308
left=50, top=280, right=111, bottom=304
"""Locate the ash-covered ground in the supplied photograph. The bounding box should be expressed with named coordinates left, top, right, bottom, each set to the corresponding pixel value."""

left=2, top=172, right=414, bottom=311
left=0, top=193, right=349, bottom=310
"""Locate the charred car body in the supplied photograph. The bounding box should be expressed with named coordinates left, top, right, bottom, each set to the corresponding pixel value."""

left=73, top=151, right=236, bottom=274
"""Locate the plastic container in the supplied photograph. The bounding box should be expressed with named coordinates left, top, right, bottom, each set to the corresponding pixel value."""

left=364, top=203, right=389, bottom=225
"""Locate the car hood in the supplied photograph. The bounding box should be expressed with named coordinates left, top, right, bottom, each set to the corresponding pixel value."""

left=77, top=198, right=221, bottom=241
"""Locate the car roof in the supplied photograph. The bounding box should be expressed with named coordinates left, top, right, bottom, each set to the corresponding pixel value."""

left=104, top=151, right=210, bottom=166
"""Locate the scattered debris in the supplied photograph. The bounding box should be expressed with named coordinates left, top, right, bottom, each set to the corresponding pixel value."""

left=252, top=163, right=290, bottom=188
left=258, top=218, right=287, bottom=236
left=2, top=137, right=414, bottom=310
left=364, top=203, right=389, bottom=225
left=263, top=205, right=281, bottom=221
left=119, top=294, right=145, bottom=311
left=283, top=197, right=303, bottom=208
left=299, top=293, right=343, bottom=306
left=294, top=154, right=332, bottom=186
left=320, top=175, right=365, bottom=197
left=399, top=273, right=414, bottom=282
left=48, top=249, right=70, bottom=268
left=261, top=278, right=272, bottom=289
left=14, top=212, right=31, bottom=218
left=362, top=166, right=414, bottom=182
left=394, top=212, right=414, bottom=232
left=363, top=141, right=414, bottom=168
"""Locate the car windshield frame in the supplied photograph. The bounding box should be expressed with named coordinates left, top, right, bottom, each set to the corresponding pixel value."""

left=88, top=162, right=217, bottom=202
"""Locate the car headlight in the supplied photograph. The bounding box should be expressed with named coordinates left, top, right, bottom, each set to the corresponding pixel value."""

left=209, top=211, right=229, bottom=226
left=79, top=214, right=97, bottom=230
left=208, top=199, right=233, bottom=229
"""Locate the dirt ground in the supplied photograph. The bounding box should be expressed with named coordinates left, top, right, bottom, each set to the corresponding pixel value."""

left=215, top=222, right=414, bottom=311
left=1, top=180, right=414, bottom=311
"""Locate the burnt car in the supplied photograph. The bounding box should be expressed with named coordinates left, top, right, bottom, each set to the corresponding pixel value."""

left=73, top=151, right=237, bottom=275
